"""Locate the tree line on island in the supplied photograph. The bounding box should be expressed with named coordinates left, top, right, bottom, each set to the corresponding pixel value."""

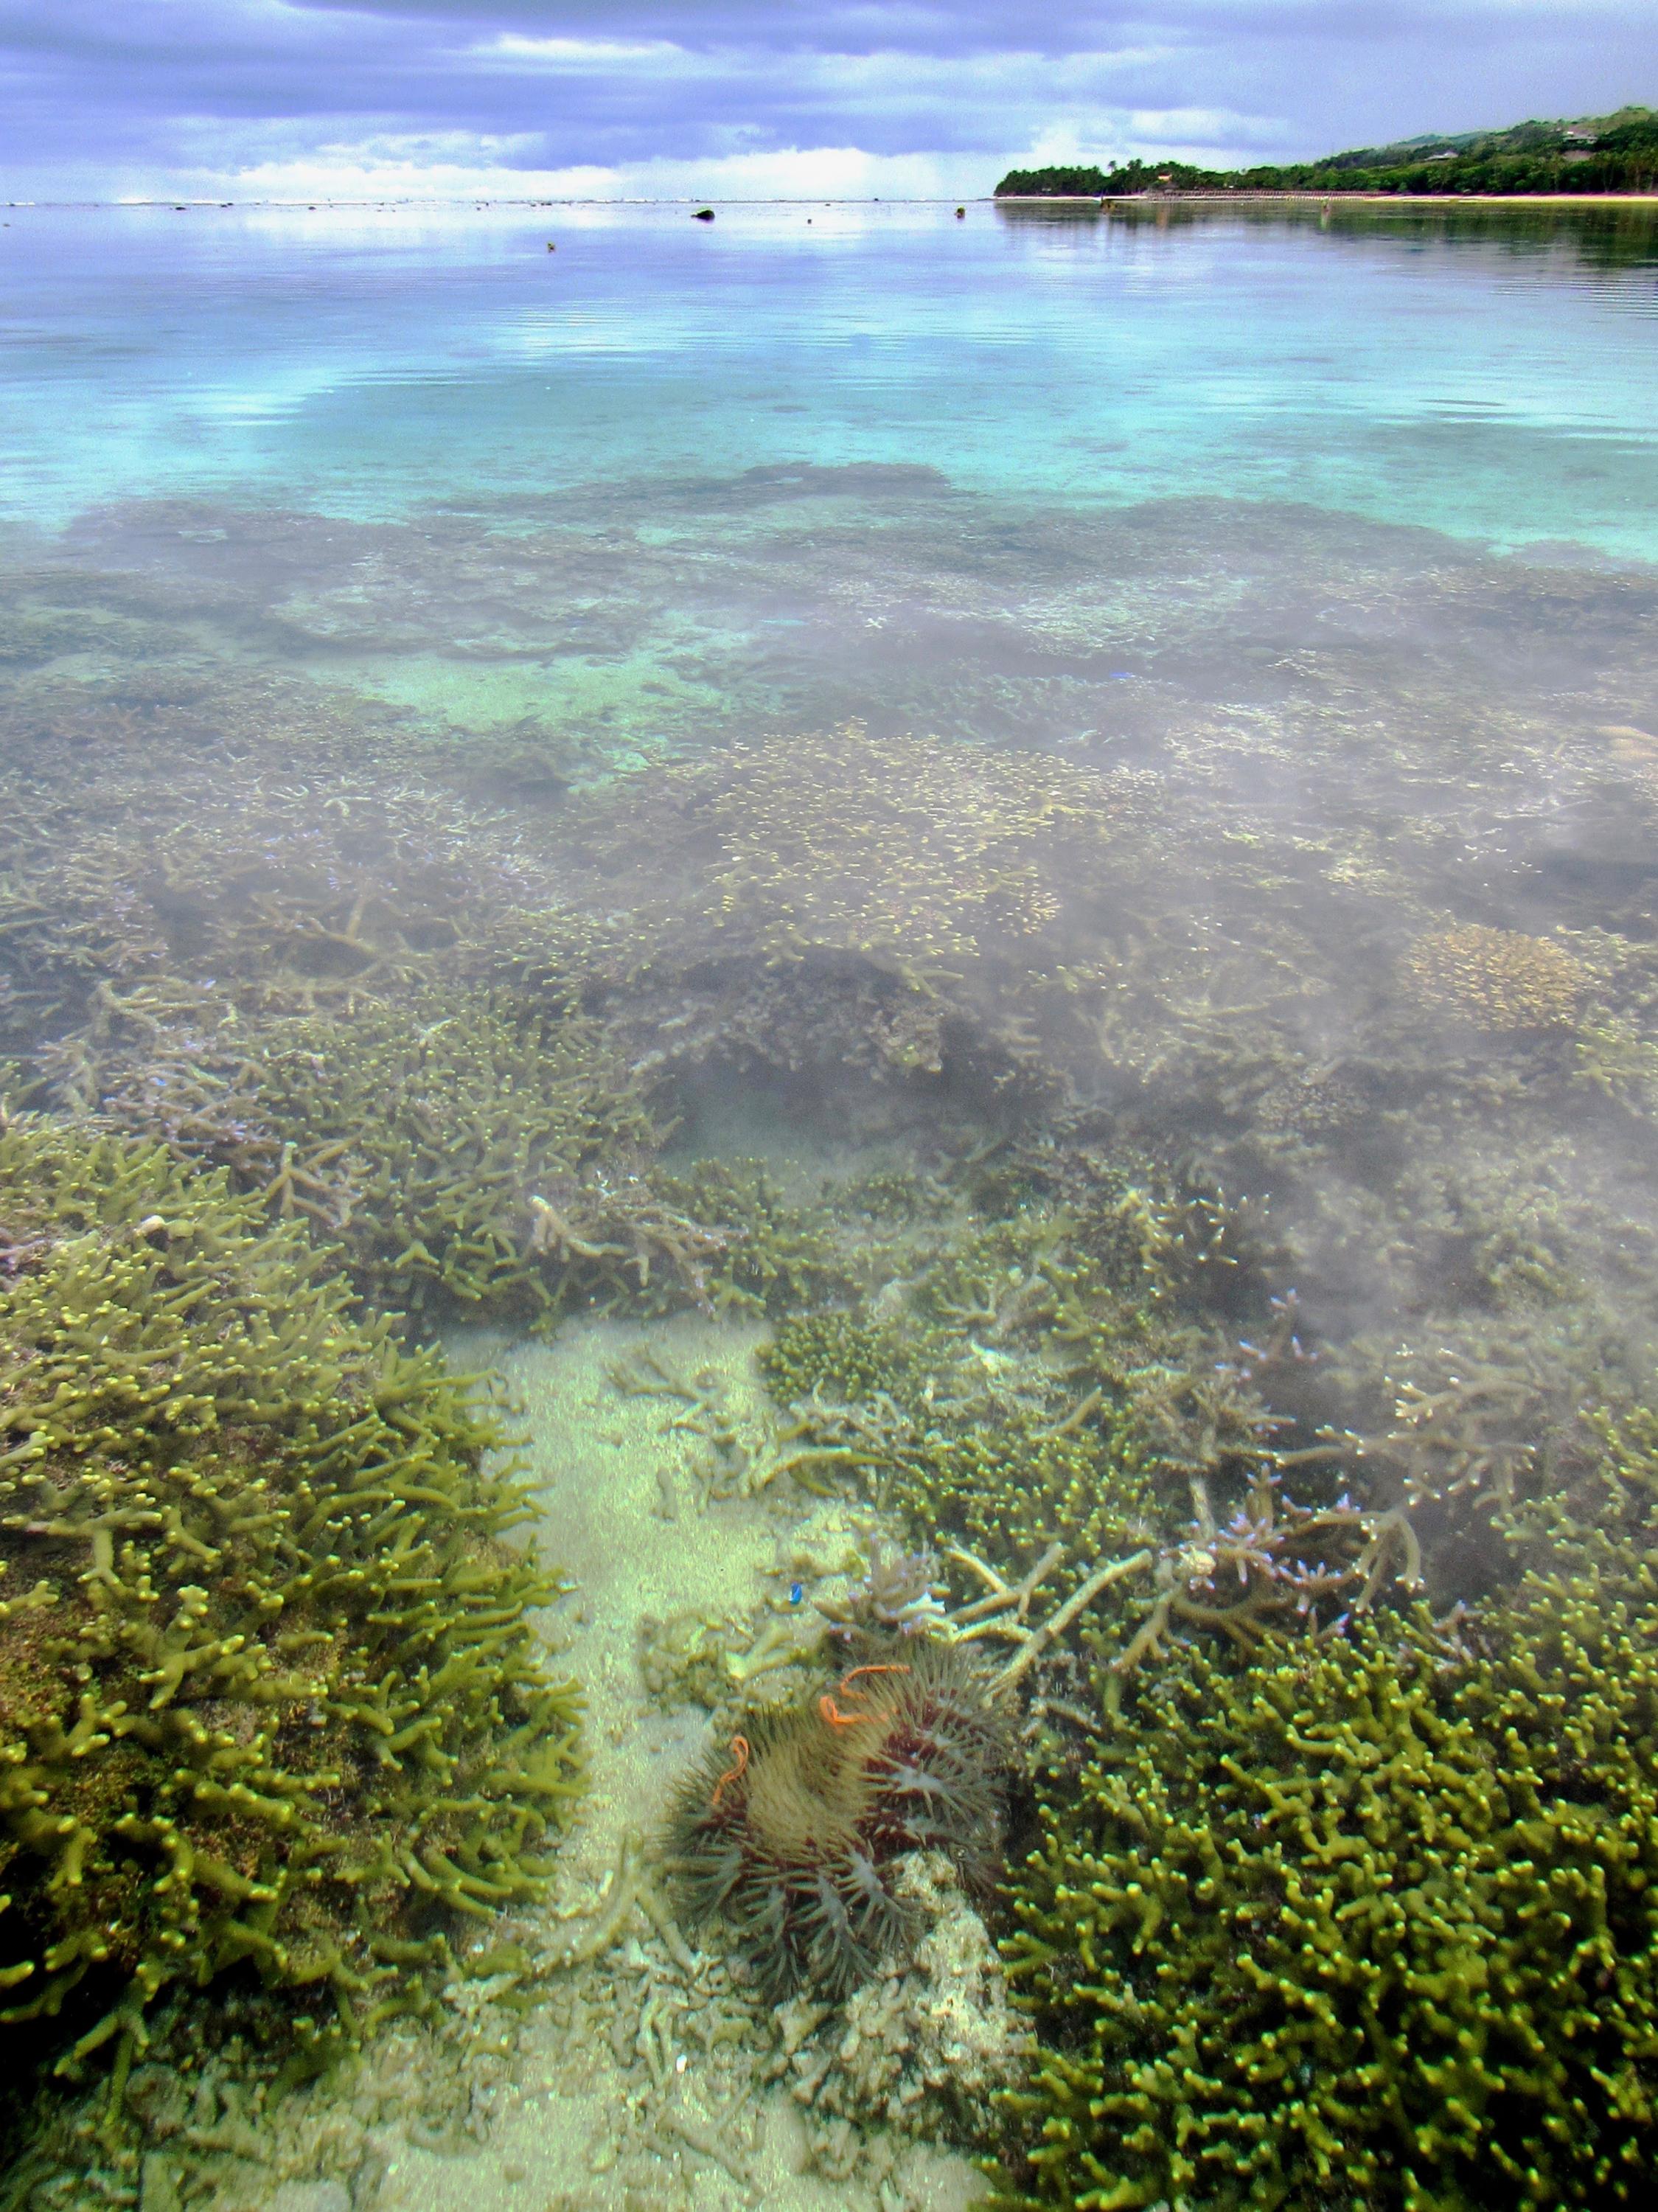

left=995, top=105, right=1658, bottom=198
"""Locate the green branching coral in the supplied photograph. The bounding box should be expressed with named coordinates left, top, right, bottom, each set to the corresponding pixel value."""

left=1000, top=1585, right=1658, bottom=2211
left=0, top=1119, right=582, bottom=2079
left=215, top=988, right=656, bottom=1320
left=746, top=1180, right=1328, bottom=1649
left=46, top=981, right=852, bottom=1327
left=55, top=985, right=672, bottom=1324
left=757, top=1311, right=932, bottom=1408
left=894, top=1418, right=1156, bottom=1598
left=644, top=1158, right=853, bottom=1315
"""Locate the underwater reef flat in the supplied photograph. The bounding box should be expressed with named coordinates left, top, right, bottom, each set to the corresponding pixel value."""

left=2, top=479, right=1658, bottom=2209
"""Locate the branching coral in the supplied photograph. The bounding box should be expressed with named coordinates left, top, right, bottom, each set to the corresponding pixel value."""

left=0, top=728, right=531, bottom=1048
left=1000, top=1579, right=1658, bottom=2211
left=7, top=616, right=1658, bottom=2202
left=1101, top=1472, right=1419, bottom=1692
left=46, top=987, right=679, bottom=1324
left=1404, top=924, right=1586, bottom=1032
left=749, top=1183, right=1391, bottom=1683
left=642, top=1159, right=854, bottom=1316
left=1323, top=1321, right=1600, bottom=1518
left=564, top=722, right=1129, bottom=975
left=0, top=1120, right=582, bottom=2080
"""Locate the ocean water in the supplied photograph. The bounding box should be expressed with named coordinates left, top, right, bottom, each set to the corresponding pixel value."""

left=3, top=198, right=1658, bottom=2211
left=4, top=200, right=1658, bottom=551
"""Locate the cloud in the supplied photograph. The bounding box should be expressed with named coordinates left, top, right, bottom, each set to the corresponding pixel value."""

left=0, top=0, right=1651, bottom=198
left=211, top=139, right=972, bottom=204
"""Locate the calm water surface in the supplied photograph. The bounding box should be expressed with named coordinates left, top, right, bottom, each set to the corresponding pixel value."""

left=4, top=198, right=1658, bottom=2209
left=3, top=199, right=1657, bottom=550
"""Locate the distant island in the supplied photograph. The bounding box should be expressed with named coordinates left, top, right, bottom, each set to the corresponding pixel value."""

left=995, top=106, right=1658, bottom=199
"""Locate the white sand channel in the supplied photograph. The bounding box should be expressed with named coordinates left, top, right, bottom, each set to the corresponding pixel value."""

left=354, top=1308, right=995, bottom=2212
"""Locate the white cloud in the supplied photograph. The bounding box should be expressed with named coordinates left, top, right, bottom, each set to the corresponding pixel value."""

left=164, top=138, right=977, bottom=203
left=1022, top=103, right=1292, bottom=169
left=484, top=35, right=694, bottom=69
left=9, top=0, right=1651, bottom=199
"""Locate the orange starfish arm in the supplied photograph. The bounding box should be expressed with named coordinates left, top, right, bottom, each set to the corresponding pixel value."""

left=835, top=1662, right=911, bottom=1696
left=709, top=1732, right=750, bottom=1808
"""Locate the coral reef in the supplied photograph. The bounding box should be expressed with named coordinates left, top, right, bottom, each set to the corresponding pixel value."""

left=728, top=1152, right=1441, bottom=1729
left=57, top=985, right=659, bottom=1325
left=40, top=977, right=855, bottom=1329
left=563, top=722, right=1131, bottom=973
left=11, top=650, right=1658, bottom=1427
left=0, top=1119, right=582, bottom=2083
left=1000, top=1570, right=1658, bottom=2211
left=1404, top=923, right=1586, bottom=1032
left=664, top=1639, right=1013, bottom=2000
left=6, top=512, right=1658, bottom=2200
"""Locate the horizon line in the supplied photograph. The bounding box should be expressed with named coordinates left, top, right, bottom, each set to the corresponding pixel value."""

left=6, top=195, right=992, bottom=210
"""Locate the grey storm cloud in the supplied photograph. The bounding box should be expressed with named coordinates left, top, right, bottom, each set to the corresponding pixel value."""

left=0, top=1, right=1651, bottom=186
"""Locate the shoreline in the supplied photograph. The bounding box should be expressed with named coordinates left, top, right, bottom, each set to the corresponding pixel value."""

left=5, top=190, right=1657, bottom=211
left=997, top=189, right=1658, bottom=206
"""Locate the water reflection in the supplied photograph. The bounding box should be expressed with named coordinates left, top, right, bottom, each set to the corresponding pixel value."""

left=997, top=191, right=1658, bottom=279
left=0, top=199, right=1654, bottom=551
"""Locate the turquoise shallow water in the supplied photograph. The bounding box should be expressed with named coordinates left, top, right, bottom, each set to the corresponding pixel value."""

left=2, top=198, right=1657, bottom=554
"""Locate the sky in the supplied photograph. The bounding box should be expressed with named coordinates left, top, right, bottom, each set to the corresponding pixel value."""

left=0, top=0, right=1652, bottom=202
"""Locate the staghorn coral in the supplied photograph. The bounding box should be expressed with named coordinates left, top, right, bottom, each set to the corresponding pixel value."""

left=564, top=722, right=1129, bottom=975
left=1100, top=1481, right=1416, bottom=1701
left=48, top=985, right=694, bottom=1326
left=1000, top=1577, right=1658, bottom=2211
left=743, top=1175, right=1410, bottom=1685
left=0, top=713, right=532, bottom=1049
left=1404, top=924, right=1586, bottom=1032
left=639, top=1158, right=854, bottom=1316
left=0, top=1119, right=582, bottom=2082
left=664, top=1638, right=1013, bottom=2000
left=70, top=986, right=842, bottom=1329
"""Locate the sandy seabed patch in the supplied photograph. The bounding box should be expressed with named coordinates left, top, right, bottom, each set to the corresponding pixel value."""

left=356, top=1308, right=992, bottom=2212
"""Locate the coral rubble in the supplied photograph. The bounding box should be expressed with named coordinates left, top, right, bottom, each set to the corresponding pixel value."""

left=770, top=1852, right=1031, bottom=2142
